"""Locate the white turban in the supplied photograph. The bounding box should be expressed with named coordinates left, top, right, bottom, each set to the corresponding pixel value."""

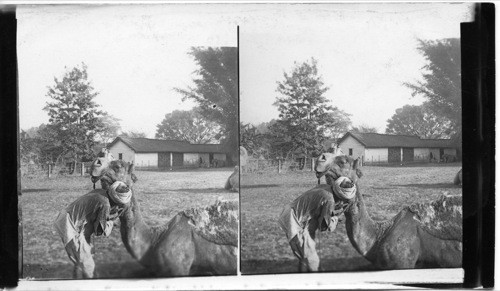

left=333, top=176, right=356, bottom=200
left=108, top=181, right=132, bottom=205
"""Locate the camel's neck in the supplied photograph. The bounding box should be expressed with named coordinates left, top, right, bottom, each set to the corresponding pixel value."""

left=344, top=187, right=381, bottom=260
left=120, top=194, right=154, bottom=262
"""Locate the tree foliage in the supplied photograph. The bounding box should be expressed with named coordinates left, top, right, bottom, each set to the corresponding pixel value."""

left=386, top=103, right=454, bottom=139
left=156, top=108, right=221, bottom=143
left=323, top=109, right=352, bottom=141
left=240, top=122, right=271, bottom=159
left=20, top=124, right=65, bottom=164
left=352, top=124, right=379, bottom=133
left=43, top=63, right=104, bottom=162
left=119, top=131, right=147, bottom=138
left=404, top=38, right=461, bottom=138
left=96, top=113, right=121, bottom=145
left=175, top=47, right=238, bottom=158
left=270, top=58, right=351, bottom=158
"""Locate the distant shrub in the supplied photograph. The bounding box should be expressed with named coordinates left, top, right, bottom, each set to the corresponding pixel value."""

left=20, top=163, right=47, bottom=178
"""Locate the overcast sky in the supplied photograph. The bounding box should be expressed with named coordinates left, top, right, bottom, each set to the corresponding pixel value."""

left=239, top=3, right=472, bottom=131
left=17, top=5, right=238, bottom=138
left=18, top=3, right=472, bottom=138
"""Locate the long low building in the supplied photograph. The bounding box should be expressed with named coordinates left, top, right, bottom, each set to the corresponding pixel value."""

left=337, top=132, right=458, bottom=164
left=107, top=137, right=228, bottom=169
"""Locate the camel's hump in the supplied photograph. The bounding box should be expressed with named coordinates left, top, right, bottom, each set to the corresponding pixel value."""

left=408, top=194, right=462, bottom=241
left=183, top=200, right=238, bottom=247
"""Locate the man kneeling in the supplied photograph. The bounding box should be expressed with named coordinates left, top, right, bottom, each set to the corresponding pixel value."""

left=278, top=188, right=338, bottom=272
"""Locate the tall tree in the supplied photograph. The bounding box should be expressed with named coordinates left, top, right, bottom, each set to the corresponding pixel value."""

left=255, top=120, right=276, bottom=135
left=44, top=63, right=103, bottom=165
left=270, top=58, right=351, bottom=158
left=404, top=38, right=461, bottom=139
left=175, top=47, right=238, bottom=160
left=156, top=108, right=221, bottom=143
left=386, top=103, right=454, bottom=139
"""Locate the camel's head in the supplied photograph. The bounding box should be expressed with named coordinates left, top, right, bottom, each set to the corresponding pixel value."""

left=314, top=152, right=362, bottom=187
left=90, top=149, right=114, bottom=184
left=90, top=156, right=137, bottom=191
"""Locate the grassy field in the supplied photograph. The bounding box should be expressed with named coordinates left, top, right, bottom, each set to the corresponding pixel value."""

left=20, top=168, right=238, bottom=280
left=240, top=164, right=462, bottom=275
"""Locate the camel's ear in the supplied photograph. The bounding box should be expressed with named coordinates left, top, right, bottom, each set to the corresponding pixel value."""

left=352, top=157, right=359, bottom=169
left=353, top=158, right=363, bottom=178
left=127, top=162, right=138, bottom=183
left=127, top=162, right=135, bottom=174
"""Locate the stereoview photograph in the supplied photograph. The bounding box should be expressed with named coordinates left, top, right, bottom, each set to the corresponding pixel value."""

left=239, top=3, right=470, bottom=274
left=18, top=5, right=238, bottom=279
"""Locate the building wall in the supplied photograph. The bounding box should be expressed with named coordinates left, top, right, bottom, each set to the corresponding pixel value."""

left=184, top=153, right=201, bottom=166
left=172, top=153, right=183, bottom=167
left=199, top=153, right=210, bottom=165
left=444, top=148, right=456, bottom=156
left=135, top=153, right=158, bottom=168
left=184, top=153, right=227, bottom=167
left=338, top=136, right=365, bottom=159
left=414, top=148, right=430, bottom=161
left=429, top=148, right=440, bottom=160
left=108, top=141, right=135, bottom=163
left=365, top=148, right=388, bottom=163
left=388, top=147, right=401, bottom=163
left=402, top=148, right=414, bottom=162
left=183, top=153, right=211, bottom=166
left=214, top=153, right=227, bottom=161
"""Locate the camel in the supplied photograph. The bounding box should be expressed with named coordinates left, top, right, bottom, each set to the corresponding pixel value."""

left=91, top=158, right=238, bottom=277
left=314, top=152, right=462, bottom=269
left=239, top=146, right=248, bottom=172
left=224, top=166, right=239, bottom=192
left=223, top=146, right=245, bottom=191
left=454, top=168, right=462, bottom=186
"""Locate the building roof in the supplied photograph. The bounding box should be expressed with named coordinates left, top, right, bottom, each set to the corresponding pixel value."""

left=338, top=132, right=456, bottom=148
left=108, top=137, right=226, bottom=153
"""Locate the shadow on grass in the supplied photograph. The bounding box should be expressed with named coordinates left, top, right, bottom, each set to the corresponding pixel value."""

left=23, top=261, right=153, bottom=280
left=391, top=183, right=460, bottom=189
left=240, top=184, right=280, bottom=189
left=24, top=261, right=236, bottom=280
left=22, top=189, right=51, bottom=193
left=241, top=257, right=374, bottom=275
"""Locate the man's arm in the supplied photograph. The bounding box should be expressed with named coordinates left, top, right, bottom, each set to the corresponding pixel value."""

left=108, top=205, right=124, bottom=222
left=318, top=199, right=338, bottom=232
left=95, top=203, right=114, bottom=237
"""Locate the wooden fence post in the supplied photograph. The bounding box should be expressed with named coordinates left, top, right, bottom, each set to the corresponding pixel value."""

left=81, top=162, right=84, bottom=176
left=311, top=157, right=315, bottom=172
left=47, top=164, right=51, bottom=178
left=278, top=159, right=281, bottom=173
